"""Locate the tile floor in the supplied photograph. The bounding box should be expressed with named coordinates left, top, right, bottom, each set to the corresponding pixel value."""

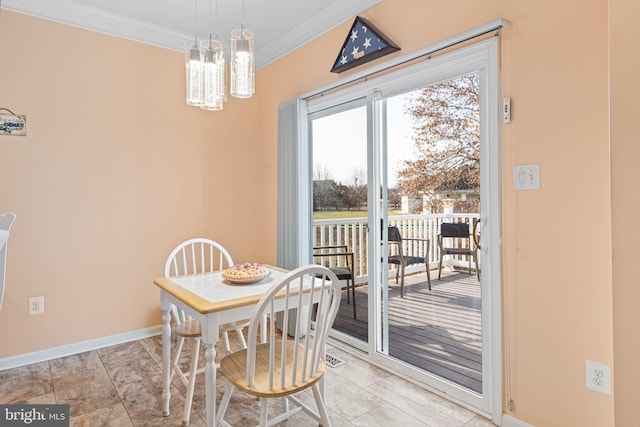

left=0, top=335, right=495, bottom=426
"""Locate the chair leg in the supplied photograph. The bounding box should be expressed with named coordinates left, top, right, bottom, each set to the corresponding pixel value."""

left=346, top=280, right=351, bottom=305
left=311, top=383, right=332, bottom=427
left=215, top=382, right=235, bottom=426
left=236, top=328, right=247, bottom=350
left=425, top=263, right=432, bottom=291
left=170, top=336, right=186, bottom=383
left=400, top=264, right=405, bottom=298
left=438, top=254, right=444, bottom=280
left=182, top=338, right=200, bottom=426
left=259, top=397, right=269, bottom=427
left=350, top=279, right=357, bottom=320
left=475, top=254, right=480, bottom=281
left=222, top=331, right=231, bottom=355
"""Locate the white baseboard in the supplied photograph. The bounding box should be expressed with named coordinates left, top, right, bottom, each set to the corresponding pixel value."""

left=502, top=414, right=535, bottom=427
left=0, top=325, right=162, bottom=371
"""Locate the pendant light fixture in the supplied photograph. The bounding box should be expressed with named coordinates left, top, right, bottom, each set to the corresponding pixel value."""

left=200, top=0, right=226, bottom=110
left=230, top=0, right=255, bottom=98
left=185, top=0, right=203, bottom=106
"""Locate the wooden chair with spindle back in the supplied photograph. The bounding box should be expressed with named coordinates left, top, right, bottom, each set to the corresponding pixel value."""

left=216, top=265, right=342, bottom=427
left=164, top=238, right=249, bottom=427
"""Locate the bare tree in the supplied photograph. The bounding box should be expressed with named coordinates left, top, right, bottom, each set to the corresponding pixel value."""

left=397, top=73, right=480, bottom=211
left=314, top=164, right=333, bottom=181
left=350, top=168, right=367, bottom=210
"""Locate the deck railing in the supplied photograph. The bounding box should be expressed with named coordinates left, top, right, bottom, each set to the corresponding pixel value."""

left=312, top=213, right=480, bottom=284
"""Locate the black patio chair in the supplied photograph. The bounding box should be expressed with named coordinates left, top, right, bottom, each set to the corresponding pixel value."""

left=437, top=222, right=480, bottom=280
left=313, top=245, right=356, bottom=319
left=387, top=226, right=432, bottom=297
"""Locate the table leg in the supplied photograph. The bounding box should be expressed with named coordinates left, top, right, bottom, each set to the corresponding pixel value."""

left=161, top=302, right=172, bottom=417
left=204, top=342, right=217, bottom=427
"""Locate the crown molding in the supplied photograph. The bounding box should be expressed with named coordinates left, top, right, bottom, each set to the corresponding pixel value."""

left=255, top=0, right=383, bottom=68
left=3, top=0, right=383, bottom=69
left=3, top=0, right=191, bottom=50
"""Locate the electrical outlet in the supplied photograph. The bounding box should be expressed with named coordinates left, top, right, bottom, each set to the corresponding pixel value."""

left=586, top=360, right=611, bottom=395
left=29, top=296, right=44, bottom=315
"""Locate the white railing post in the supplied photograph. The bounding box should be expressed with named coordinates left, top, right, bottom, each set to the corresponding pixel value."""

left=312, top=213, right=479, bottom=283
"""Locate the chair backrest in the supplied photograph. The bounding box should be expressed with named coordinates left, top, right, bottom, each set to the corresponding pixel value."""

left=0, top=213, right=16, bottom=312
left=440, top=222, right=470, bottom=238
left=388, top=226, right=402, bottom=242
left=245, top=265, right=341, bottom=390
left=164, top=238, right=234, bottom=323
left=312, top=245, right=353, bottom=270
left=164, top=238, right=234, bottom=277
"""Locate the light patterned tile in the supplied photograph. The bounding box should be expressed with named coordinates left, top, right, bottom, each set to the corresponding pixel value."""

left=326, top=348, right=392, bottom=388
left=52, top=364, right=120, bottom=417
left=49, top=351, right=102, bottom=378
left=368, top=375, right=476, bottom=427
left=0, top=334, right=492, bottom=427
left=274, top=387, right=353, bottom=427
left=70, top=402, right=133, bottom=427
left=463, top=414, right=496, bottom=426
left=138, top=335, right=165, bottom=367
left=116, top=377, right=205, bottom=427
left=215, top=387, right=262, bottom=426
left=24, top=392, right=57, bottom=405
left=99, top=343, right=163, bottom=389
left=351, top=402, right=429, bottom=427
left=322, top=372, right=384, bottom=421
left=0, top=362, right=52, bottom=404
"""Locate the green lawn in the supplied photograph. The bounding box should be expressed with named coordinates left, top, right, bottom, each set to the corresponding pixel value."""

left=313, top=210, right=402, bottom=220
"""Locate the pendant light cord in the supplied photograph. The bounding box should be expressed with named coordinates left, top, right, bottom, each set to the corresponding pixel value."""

left=241, top=0, right=246, bottom=32
left=214, top=0, right=219, bottom=40
left=193, top=0, right=198, bottom=42
left=208, top=0, right=213, bottom=43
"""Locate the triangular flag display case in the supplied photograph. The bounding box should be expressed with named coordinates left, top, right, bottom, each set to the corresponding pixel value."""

left=331, top=16, right=400, bottom=73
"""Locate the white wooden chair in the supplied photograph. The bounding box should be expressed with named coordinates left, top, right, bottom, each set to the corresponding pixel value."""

left=164, top=238, right=249, bottom=427
left=216, top=265, right=341, bottom=427
left=0, top=213, right=16, bottom=312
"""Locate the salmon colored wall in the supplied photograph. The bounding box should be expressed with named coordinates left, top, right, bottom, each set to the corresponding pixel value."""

left=0, top=0, right=620, bottom=425
left=610, top=0, right=640, bottom=425
left=0, top=11, right=261, bottom=355
left=256, top=0, right=613, bottom=425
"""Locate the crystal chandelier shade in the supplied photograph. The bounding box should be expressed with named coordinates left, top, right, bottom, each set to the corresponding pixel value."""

left=200, top=39, right=226, bottom=110
left=185, top=40, right=203, bottom=106
left=184, top=0, right=255, bottom=109
left=230, top=28, right=255, bottom=99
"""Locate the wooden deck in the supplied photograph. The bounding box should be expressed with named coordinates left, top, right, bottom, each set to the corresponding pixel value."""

left=332, top=269, right=482, bottom=393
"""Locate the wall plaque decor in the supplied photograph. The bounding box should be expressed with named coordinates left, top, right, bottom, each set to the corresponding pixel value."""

left=0, top=108, right=26, bottom=136
left=331, top=16, right=400, bottom=73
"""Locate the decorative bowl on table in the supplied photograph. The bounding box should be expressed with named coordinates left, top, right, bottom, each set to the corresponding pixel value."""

left=222, top=263, right=270, bottom=284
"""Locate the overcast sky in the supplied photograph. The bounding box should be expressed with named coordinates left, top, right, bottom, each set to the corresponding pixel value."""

left=311, top=92, right=419, bottom=188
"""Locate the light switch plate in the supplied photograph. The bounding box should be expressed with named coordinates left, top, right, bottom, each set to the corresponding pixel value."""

left=513, top=164, right=540, bottom=190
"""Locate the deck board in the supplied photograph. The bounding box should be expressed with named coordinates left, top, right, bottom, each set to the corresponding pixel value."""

left=332, top=270, right=482, bottom=393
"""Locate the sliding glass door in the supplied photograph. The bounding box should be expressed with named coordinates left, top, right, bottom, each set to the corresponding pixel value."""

left=306, top=39, right=501, bottom=418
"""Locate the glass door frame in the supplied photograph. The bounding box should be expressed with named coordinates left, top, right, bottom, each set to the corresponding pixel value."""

left=304, top=38, right=502, bottom=422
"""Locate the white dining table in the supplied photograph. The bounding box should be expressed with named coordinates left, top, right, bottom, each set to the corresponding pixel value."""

left=154, top=265, right=305, bottom=427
